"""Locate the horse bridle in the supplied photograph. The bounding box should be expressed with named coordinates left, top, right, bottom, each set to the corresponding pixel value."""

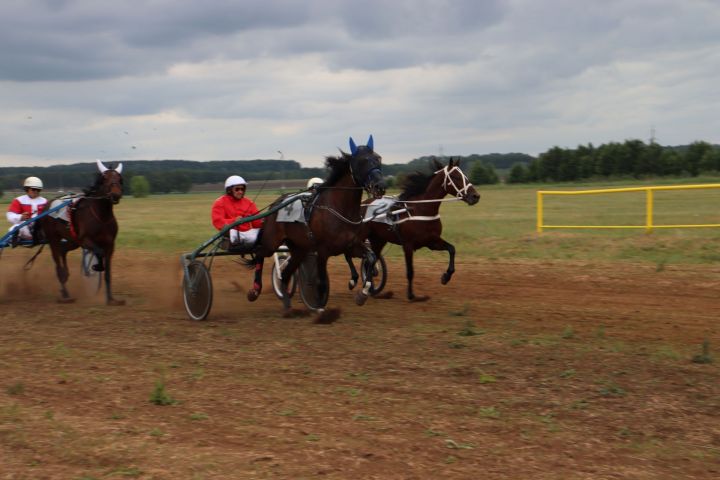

left=348, top=150, right=382, bottom=193
left=435, top=165, right=473, bottom=199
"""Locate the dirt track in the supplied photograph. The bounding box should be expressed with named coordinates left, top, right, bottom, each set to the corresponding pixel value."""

left=1, top=250, right=719, bottom=479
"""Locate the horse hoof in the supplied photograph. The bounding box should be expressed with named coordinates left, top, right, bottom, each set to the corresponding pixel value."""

left=441, top=273, right=452, bottom=285
left=355, top=291, right=368, bottom=306
left=247, top=289, right=260, bottom=302
left=348, top=279, right=357, bottom=290
left=107, top=299, right=125, bottom=306
left=58, top=297, right=76, bottom=304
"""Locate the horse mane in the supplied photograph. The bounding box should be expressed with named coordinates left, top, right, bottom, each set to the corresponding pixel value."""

left=398, top=158, right=444, bottom=200
left=322, top=151, right=351, bottom=187
left=83, top=172, right=106, bottom=196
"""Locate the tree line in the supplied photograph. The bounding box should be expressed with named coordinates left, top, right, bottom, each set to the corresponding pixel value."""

left=471, top=140, right=720, bottom=185
left=2, top=141, right=718, bottom=197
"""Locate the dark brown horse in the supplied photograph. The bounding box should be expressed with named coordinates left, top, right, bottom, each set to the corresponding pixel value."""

left=346, top=157, right=480, bottom=301
left=37, top=160, right=125, bottom=305
left=247, top=136, right=385, bottom=315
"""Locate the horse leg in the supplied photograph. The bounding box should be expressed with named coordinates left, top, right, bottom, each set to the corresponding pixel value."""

left=103, top=251, right=125, bottom=306
left=53, top=246, right=74, bottom=303
left=427, top=238, right=456, bottom=285
left=317, top=255, right=329, bottom=308
left=279, top=252, right=305, bottom=313
left=355, top=247, right=376, bottom=306
left=344, top=252, right=359, bottom=290
left=402, top=243, right=427, bottom=302
left=247, top=256, right=265, bottom=302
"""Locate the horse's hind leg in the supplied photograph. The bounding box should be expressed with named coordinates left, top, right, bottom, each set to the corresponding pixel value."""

left=428, top=237, right=456, bottom=285
left=344, top=252, right=359, bottom=290
left=52, top=247, right=74, bottom=303
left=247, top=256, right=265, bottom=302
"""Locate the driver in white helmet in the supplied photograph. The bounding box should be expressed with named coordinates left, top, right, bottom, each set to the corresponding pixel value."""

left=306, top=177, right=324, bottom=190
left=6, top=176, right=48, bottom=241
left=211, top=175, right=262, bottom=247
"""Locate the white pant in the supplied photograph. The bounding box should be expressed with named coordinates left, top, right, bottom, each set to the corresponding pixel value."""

left=7, top=224, right=32, bottom=240
left=230, top=228, right=260, bottom=246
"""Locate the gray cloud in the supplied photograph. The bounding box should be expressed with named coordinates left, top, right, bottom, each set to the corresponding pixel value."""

left=0, top=0, right=718, bottom=167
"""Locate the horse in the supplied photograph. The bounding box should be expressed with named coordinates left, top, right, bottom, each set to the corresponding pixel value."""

left=346, top=157, right=480, bottom=301
left=246, top=136, right=386, bottom=316
left=37, top=160, right=125, bottom=305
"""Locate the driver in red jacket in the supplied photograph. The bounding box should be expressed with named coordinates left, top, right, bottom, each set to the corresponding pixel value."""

left=6, top=176, right=48, bottom=242
left=211, top=175, right=262, bottom=247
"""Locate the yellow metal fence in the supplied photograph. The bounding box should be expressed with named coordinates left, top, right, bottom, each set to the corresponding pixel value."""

left=537, top=184, right=720, bottom=233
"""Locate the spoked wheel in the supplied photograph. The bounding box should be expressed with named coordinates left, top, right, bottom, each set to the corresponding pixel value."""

left=271, top=251, right=298, bottom=300
left=298, top=252, right=329, bottom=310
left=80, top=248, right=102, bottom=293
left=361, top=254, right=388, bottom=295
left=183, top=260, right=213, bottom=321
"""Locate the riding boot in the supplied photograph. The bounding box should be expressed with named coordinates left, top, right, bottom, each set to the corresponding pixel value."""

left=10, top=230, right=20, bottom=248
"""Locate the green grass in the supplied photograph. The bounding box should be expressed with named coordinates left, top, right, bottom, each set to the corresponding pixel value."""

left=4, top=178, right=720, bottom=264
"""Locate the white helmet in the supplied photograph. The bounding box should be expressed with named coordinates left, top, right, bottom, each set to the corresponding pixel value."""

left=306, top=177, right=323, bottom=189
left=23, top=176, right=43, bottom=189
left=224, top=175, right=247, bottom=189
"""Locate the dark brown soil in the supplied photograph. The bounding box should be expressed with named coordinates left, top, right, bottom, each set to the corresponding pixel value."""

left=1, top=250, right=719, bottom=479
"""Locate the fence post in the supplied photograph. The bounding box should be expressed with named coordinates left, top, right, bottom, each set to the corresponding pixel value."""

left=536, top=191, right=543, bottom=233
left=645, top=188, right=654, bottom=233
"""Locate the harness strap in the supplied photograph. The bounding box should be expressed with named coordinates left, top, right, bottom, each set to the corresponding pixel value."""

left=393, top=214, right=441, bottom=224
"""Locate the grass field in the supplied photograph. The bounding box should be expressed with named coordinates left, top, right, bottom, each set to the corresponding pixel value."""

left=2, top=179, right=719, bottom=479
left=3, top=178, right=720, bottom=265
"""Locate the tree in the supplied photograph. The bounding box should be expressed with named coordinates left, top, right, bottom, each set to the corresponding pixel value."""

left=469, top=162, right=499, bottom=185
left=130, top=175, right=150, bottom=198
left=507, top=163, right=528, bottom=183
left=684, top=141, right=713, bottom=176
left=700, top=148, right=720, bottom=172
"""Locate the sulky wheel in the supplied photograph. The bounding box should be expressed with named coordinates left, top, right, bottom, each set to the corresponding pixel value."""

left=361, top=254, right=387, bottom=295
left=271, top=251, right=297, bottom=300
left=298, top=253, right=329, bottom=310
left=183, top=260, right=213, bottom=321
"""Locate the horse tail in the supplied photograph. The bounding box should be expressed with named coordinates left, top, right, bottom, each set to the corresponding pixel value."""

left=237, top=254, right=257, bottom=270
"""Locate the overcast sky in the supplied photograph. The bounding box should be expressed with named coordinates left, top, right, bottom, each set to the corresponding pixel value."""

left=1, top=0, right=718, bottom=168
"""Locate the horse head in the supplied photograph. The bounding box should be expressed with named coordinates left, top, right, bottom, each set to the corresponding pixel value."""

left=348, top=135, right=385, bottom=198
left=437, top=158, right=480, bottom=205
left=96, top=159, right=124, bottom=204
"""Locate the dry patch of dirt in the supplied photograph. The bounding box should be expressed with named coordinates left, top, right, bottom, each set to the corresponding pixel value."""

left=1, top=250, right=719, bottom=479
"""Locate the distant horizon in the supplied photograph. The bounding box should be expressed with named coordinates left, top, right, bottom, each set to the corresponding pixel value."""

left=2, top=139, right=718, bottom=170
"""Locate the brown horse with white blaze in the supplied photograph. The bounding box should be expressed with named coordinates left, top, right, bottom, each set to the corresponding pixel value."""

left=37, top=160, right=125, bottom=305
left=346, top=157, right=480, bottom=301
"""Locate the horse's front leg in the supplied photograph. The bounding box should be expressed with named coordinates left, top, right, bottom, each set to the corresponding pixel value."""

left=317, top=255, right=329, bottom=307
left=402, top=243, right=427, bottom=302
left=428, top=237, right=456, bottom=285
left=344, top=252, right=359, bottom=290
left=103, top=250, right=125, bottom=306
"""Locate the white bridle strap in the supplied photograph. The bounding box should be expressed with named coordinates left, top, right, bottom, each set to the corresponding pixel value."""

left=434, top=166, right=473, bottom=198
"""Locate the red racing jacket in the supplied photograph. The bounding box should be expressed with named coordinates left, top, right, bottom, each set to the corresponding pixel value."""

left=6, top=194, right=48, bottom=224
left=211, top=195, right=263, bottom=232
